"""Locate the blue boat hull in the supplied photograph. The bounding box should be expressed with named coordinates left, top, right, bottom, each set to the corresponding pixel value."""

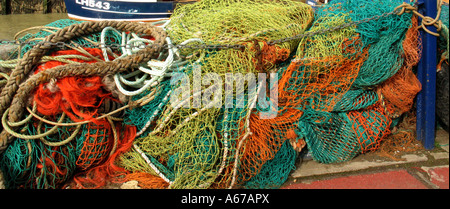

left=64, top=0, right=176, bottom=22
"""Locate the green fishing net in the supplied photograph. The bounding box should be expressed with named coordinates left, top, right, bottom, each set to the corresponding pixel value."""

left=4, top=19, right=122, bottom=60
left=296, top=110, right=360, bottom=164
left=282, top=0, right=416, bottom=164
left=0, top=111, right=116, bottom=189
left=304, top=0, right=414, bottom=88
left=243, top=140, right=297, bottom=189
left=332, top=89, right=379, bottom=112
left=0, top=116, right=78, bottom=189
left=439, top=3, right=449, bottom=57
left=124, top=79, right=172, bottom=136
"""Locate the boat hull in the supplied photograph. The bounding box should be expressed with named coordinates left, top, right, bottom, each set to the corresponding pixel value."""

left=64, top=0, right=175, bottom=22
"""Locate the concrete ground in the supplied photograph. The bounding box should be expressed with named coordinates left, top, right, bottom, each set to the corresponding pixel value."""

left=281, top=129, right=449, bottom=189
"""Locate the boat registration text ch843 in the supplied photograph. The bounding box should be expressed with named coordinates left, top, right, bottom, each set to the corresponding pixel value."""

left=75, top=0, right=111, bottom=10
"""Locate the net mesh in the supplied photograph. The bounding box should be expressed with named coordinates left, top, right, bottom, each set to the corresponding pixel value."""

left=0, top=117, right=78, bottom=189
left=75, top=120, right=112, bottom=171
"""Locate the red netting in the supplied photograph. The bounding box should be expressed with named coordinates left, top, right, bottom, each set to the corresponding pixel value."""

left=75, top=120, right=113, bottom=170
left=347, top=103, right=392, bottom=154
left=33, top=48, right=114, bottom=123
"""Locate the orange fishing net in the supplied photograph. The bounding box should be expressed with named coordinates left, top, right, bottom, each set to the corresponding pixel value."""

left=235, top=108, right=303, bottom=185
left=123, top=172, right=170, bottom=189
left=72, top=125, right=136, bottom=189
left=279, top=38, right=368, bottom=113
left=377, top=16, right=422, bottom=118
left=347, top=103, right=392, bottom=154
left=33, top=48, right=114, bottom=123
left=75, top=120, right=113, bottom=170
left=250, top=41, right=290, bottom=72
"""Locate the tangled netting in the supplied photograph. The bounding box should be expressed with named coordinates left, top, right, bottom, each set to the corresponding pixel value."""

left=437, top=2, right=449, bottom=131
left=0, top=0, right=424, bottom=189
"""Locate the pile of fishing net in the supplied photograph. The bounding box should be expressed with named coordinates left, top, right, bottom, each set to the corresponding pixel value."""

left=437, top=2, right=449, bottom=132
left=0, top=0, right=425, bottom=189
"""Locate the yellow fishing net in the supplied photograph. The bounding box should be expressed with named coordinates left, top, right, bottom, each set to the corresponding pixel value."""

left=120, top=0, right=314, bottom=189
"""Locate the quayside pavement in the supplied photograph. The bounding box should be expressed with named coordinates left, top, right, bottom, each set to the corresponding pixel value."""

left=281, top=129, right=449, bottom=189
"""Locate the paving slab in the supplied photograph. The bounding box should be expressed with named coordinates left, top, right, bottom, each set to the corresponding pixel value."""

left=435, top=129, right=449, bottom=152
left=430, top=152, right=449, bottom=160
left=292, top=153, right=429, bottom=178
left=283, top=170, right=428, bottom=189
left=419, top=166, right=449, bottom=189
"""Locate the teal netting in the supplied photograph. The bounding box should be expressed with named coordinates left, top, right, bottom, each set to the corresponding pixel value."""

left=244, top=140, right=297, bottom=189
left=10, top=19, right=122, bottom=59
left=314, top=0, right=414, bottom=88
